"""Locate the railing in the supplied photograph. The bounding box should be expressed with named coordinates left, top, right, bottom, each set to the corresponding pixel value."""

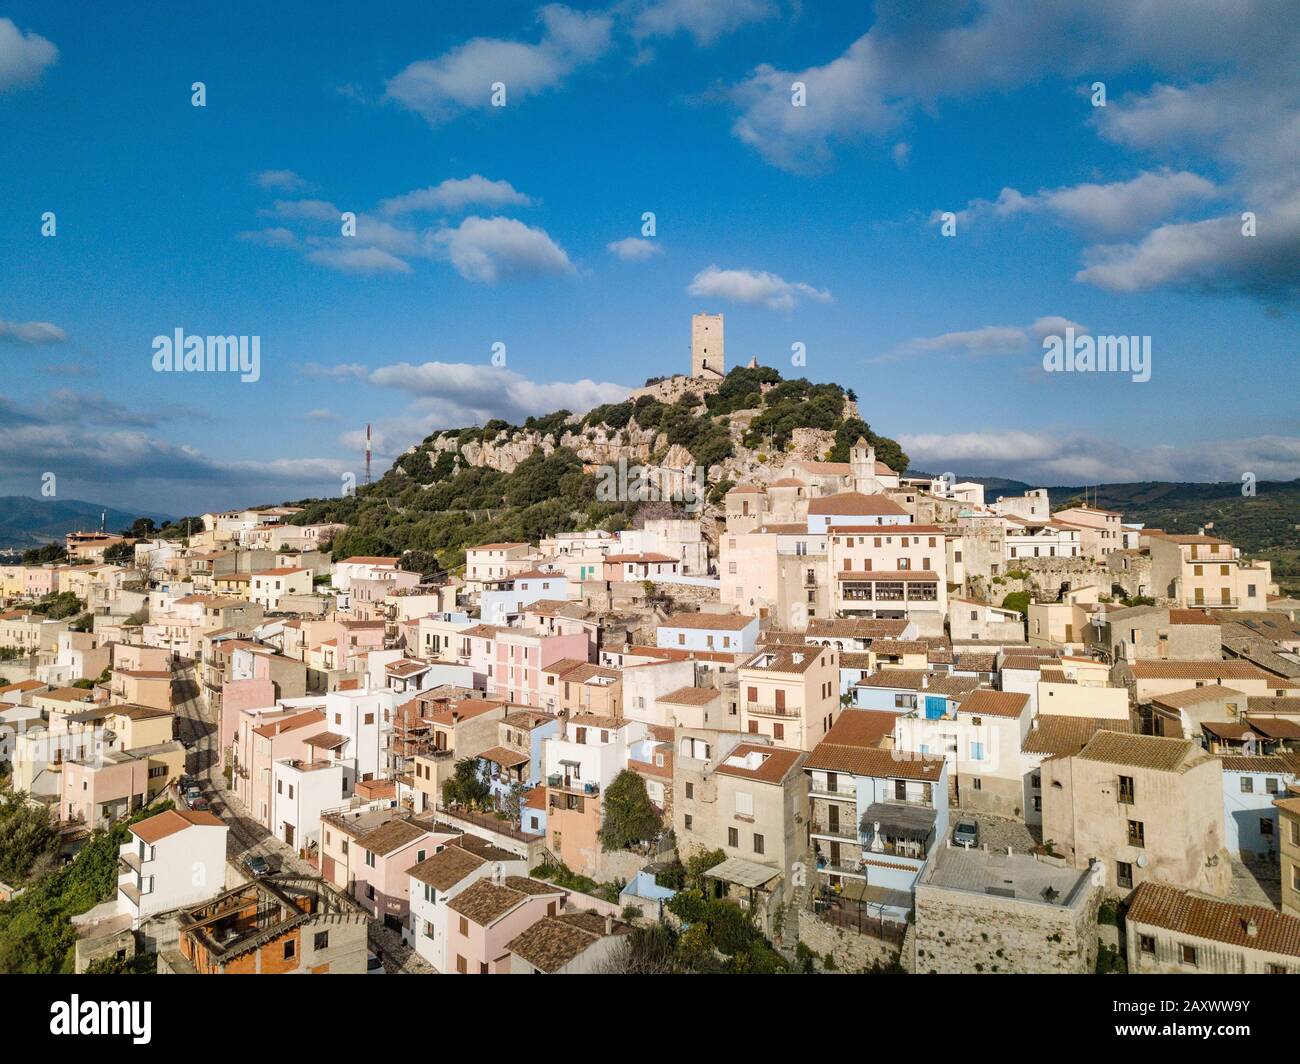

left=745, top=702, right=801, bottom=718
left=809, top=820, right=857, bottom=841
left=814, top=897, right=908, bottom=944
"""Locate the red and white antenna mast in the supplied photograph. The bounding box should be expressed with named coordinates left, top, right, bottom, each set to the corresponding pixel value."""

left=365, top=423, right=372, bottom=486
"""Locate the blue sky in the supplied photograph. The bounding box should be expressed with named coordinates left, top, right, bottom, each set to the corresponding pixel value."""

left=2, top=0, right=1298, bottom=514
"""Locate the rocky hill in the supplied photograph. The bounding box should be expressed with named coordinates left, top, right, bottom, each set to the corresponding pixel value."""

left=288, top=366, right=908, bottom=572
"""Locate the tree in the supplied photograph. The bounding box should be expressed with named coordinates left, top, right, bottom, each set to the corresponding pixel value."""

left=1001, top=591, right=1031, bottom=617
left=598, top=770, right=662, bottom=852
left=0, top=793, right=59, bottom=885
left=21, top=542, right=66, bottom=565
left=103, top=541, right=135, bottom=565
left=441, top=757, right=490, bottom=810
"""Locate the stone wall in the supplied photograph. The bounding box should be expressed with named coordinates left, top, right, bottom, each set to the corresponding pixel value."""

left=794, top=911, right=907, bottom=973
left=913, top=877, right=1100, bottom=974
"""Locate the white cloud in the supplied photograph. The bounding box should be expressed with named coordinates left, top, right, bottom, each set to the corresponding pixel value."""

left=629, top=0, right=778, bottom=46
left=724, top=2, right=1300, bottom=172
left=901, top=428, right=1300, bottom=484
left=264, top=198, right=341, bottom=223
left=253, top=169, right=307, bottom=191
left=687, top=265, right=831, bottom=311
left=366, top=360, right=629, bottom=425
left=238, top=227, right=297, bottom=248
left=385, top=4, right=613, bottom=124
left=434, top=216, right=575, bottom=282
left=891, top=142, right=911, bottom=168
left=950, top=170, right=1218, bottom=237
left=1074, top=198, right=1300, bottom=303
left=0, top=317, right=67, bottom=344
left=380, top=175, right=533, bottom=215
left=0, top=18, right=57, bottom=91
left=607, top=237, right=663, bottom=261
left=305, top=246, right=412, bottom=274
left=877, top=317, right=1088, bottom=362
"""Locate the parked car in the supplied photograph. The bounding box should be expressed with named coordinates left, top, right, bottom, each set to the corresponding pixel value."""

left=178, top=775, right=196, bottom=791
left=183, top=787, right=202, bottom=805
left=243, top=854, right=270, bottom=878
left=188, top=797, right=210, bottom=812
left=952, top=820, right=979, bottom=848
left=367, top=953, right=385, bottom=974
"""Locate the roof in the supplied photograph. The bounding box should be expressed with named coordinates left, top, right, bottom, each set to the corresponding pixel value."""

left=1022, top=715, right=1135, bottom=757
left=808, top=492, right=909, bottom=516
left=703, top=856, right=782, bottom=889
left=805, top=742, right=945, bottom=782
left=1126, top=881, right=1300, bottom=959
left=958, top=689, right=1030, bottom=719
left=409, top=846, right=487, bottom=891
left=1077, top=731, right=1203, bottom=773
left=817, top=709, right=898, bottom=750
left=659, top=612, right=755, bottom=631
left=659, top=686, right=721, bottom=707
left=357, top=818, right=434, bottom=856
left=447, top=877, right=560, bottom=925
left=712, top=743, right=803, bottom=785
left=1151, top=686, right=1244, bottom=709
left=131, top=807, right=224, bottom=844
left=303, top=730, right=348, bottom=750
left=1127, top=660, right=1291, bottom=682
left=478, top=745, right=530, bottom=769
left=507, top=912, right=627, bottom=972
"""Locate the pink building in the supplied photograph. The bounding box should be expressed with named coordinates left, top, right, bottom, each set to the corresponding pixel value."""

left=232, top=707, right=328, bottom=826
left=61, top=750, right=150, bottom=828
left=490, top=629, right=591, bottom=708
left=25, top=566, right=62, bottom=597
left=444, top=876, right=567, bottom=974
left=351, top=819, right=458, bottom=931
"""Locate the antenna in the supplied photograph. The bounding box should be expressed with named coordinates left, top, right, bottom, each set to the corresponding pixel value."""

left=365, top=423, right=372, bottom=486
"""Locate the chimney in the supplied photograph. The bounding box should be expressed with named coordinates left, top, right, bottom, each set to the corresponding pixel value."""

left=1246, top=918, right=1258, bottom=939
left=604, top=913, right=614, bottom=935
left=921, top=674, right=929, bottom=689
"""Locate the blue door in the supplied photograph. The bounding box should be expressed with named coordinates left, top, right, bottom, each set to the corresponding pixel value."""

left=925, top=696, right=946, bottom=720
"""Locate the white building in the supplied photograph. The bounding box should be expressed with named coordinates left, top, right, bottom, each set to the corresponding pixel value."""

left=116, top=808, right=228, bottom=929
left=272, top=758, right=346, bottom=850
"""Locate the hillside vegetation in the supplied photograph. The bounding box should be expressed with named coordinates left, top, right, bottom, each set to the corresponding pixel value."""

left=287, top=366, right=906, bottom=573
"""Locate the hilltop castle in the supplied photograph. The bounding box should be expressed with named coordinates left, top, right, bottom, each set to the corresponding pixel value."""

left=690, top=312, right=725, bottom=380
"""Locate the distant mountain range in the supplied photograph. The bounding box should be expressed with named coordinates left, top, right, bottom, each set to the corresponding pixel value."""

left=0, top=497, right=173, bottom=551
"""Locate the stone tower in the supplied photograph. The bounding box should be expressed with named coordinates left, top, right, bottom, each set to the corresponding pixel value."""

left=691, top=313, right=724, bottom=379
left=851, top=436, right=877, bottom=493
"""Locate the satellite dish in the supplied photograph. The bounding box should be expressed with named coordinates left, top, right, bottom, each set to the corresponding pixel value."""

left=1135, top=854, right=1148, bottom=868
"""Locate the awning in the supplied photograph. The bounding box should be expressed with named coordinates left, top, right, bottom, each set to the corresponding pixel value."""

left=859, top=802, right=936, bottom=841
left=703, top=856, right=782, bottom=890
left=478, top=746, right=530, bottom=769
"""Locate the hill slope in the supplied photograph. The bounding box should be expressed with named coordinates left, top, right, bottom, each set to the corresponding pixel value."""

left=0, top=498, right=170, bottom=551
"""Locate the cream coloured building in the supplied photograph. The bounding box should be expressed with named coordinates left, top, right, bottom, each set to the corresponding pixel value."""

left=738, top=644, right=839, bottom=751
left=1041, top=731, right=1230, bottom=896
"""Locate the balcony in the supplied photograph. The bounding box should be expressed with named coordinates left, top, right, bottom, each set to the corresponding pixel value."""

left=547, top=774, right=599, bottom=796
left=745, top=702, right=801, bottom=718
left=809, top=820, right=857, bottom=842
left=119, top=849, right=142, bottom=874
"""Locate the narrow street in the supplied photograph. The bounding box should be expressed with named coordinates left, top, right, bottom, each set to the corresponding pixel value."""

left=170, top=662, right=432, bottom=972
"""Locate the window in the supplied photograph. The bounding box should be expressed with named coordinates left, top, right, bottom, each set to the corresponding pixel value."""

left=1261, top=817, right=1274, bottom=836
left=1292, top=820, right=1300, bottom=847
left=459, top=916, right=469, bottom=936
left=773, top=723, right=784, bottom=741
left=753, top=834, right=765, bottom=855
left=366, top=885, right=375, bottom=900
left=283, top=939, right=296, bottom=960
left=456, top=955, right=467, bottom=974
left=1117, top=861, right=1133, bottom=889
left=314, top=931, right=329, bottom=950
left=685, top=782, right=693, bottom=799
left=728, top=827, right=739, bottom=847
left=1268, top=964, right=1286, bottom=974
left=1267, top=777, right=1280, bottom=795
left=1127, top=820, right=1145, bottom=847
left=684, top=814, right=692, bottom=830
left=971, top=778, right=982, bottom=791
left=1181, top=944, right=1197, bottom=967
left=1241, top=776, right=1254, bottom=794
left=1118, top=775, right=1135, bottom=804
left=735, top=792, right=753, bottom=817
left=365, top=850, right=376, bottom=867
left=895, top=780, right=907, bottom=801
left=970, top=741, right=985, bottom=762
left=1139, top=934, right=1155, bottom=954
